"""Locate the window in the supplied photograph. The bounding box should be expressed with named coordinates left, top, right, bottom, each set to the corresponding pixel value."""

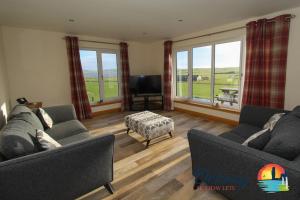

left=80, top=49, right=120, bottom=104
left=176, top=51, right=188, bottom=97
left=192, top=45, right=212, bottom=102
left=175, top=40, right=242, bottom=108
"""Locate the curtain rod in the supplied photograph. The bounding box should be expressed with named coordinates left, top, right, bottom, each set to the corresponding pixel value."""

left=78, top=39, right=119, bottom=45
left=62, top=37, right=120, bottom=45
left=173, top=14, right=296, bottom=43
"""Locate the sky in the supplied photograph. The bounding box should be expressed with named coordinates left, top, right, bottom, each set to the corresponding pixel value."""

left=80, top=50, right=117, bottom=71
left=177, top=41, right=241, bottom=69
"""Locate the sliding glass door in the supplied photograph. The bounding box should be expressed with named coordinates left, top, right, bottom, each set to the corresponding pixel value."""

left=174, top=39, right=243, bottom=108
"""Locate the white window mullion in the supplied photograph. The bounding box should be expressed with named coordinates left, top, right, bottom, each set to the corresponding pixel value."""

left=211, top=44, right=215, bottom=105
left=97, top=51, right=104, bottom=102
left=238, top=39, right=244, bottom=108
left=188, top=48, right=193, bottom=99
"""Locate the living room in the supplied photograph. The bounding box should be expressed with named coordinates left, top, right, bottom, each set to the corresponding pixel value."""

left=1, top=1, right=300, bottom=200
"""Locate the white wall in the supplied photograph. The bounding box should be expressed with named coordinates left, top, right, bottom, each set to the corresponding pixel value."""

left=1, top=27, right=71, bottom=107
left=0, top=27, right=10, bottom=128
left=169, top=6, right=300, bottom=121
left=129, top=41, right=164, bottom=75
left=0, top=26, right=164, bottom=113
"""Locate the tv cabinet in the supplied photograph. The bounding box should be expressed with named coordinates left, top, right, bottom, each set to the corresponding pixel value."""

left=130, top=93, right=163, bottom=111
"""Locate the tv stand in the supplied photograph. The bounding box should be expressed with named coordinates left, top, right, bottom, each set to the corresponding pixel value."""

left=130, top=93, right=163, bottom=111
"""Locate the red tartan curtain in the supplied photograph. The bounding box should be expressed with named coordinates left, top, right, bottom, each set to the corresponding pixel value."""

left=65, top=36, right=92, bottom=120
left=242, top=14, right=291, bottom=109
left=164, top=41, right=173, bottom=111
left=120, top=42, right=131, bottom=111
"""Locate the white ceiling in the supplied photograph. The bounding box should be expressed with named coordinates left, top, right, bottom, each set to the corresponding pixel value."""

left=0, top=0, right=300, bottom=41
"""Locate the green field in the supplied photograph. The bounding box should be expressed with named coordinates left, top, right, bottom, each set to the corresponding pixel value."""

left=85, top=77, right=118, bottom=103
left=177, top=67, right=240, bottom=101
left=84, top=67, right=239, bottom=104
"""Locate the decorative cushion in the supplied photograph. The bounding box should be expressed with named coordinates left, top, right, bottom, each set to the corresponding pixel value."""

left=263, top=113, right=285, bottom=131
left=264, top=114, right=300, bottom=160
left=36, top=130, right=61, bottom=150
left=36, top=108, right=53, bottom=129
left=242, top=129, right=268, bottom=146
left=242, top=113, right=284, bottom=147
left=248, top=130, right=271, bottom=150
left=0, top=119, right=38, bottom=159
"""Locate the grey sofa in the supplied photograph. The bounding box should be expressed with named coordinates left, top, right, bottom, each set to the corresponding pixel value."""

left=188, top=105, right=300, bottom=200
left=0, top=104, right=114, bottom=200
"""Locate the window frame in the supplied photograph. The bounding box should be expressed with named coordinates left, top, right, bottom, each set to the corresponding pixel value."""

left=174, top=49, right=190, bottom=99
left=173, top=37, right=244, bottom=109
left=80, top=47, right=122, bottom=104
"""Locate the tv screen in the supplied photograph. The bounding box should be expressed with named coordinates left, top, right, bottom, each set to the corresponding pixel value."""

left=130, top=75, right=162, bottom=95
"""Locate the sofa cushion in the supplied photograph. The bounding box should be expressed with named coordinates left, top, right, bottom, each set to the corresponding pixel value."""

left=57, top=132, right=90, bottom=145
left=220, top=131, right=245, bottom=144
left=45, top=120, right=88, bottom=140
left=264, top=114, right=300, bottom=160
left=0, top=152, right=5, bottom=162
left=8, top=105, right=32, bottom=120
left=294, top=154, right=300, bottom=164
left=0, top=119, right=38, bottom=159
left=13, top=112, right=44, bottom=131
left=247, top=130, right=271, bottom=150
left=231, top=123, right=261, bottom=139
left=291, top=106, right=300, bottom=118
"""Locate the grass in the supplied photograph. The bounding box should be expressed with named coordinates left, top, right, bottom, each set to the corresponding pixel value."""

left=84, top=67, right=240, bottom=104
left=176, top=67, right=240, bottom=100
left=85, top=77, right=119, bottom=103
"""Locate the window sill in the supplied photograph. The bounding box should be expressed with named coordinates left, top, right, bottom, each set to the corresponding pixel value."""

left=90, top=100, right=122, bottom=107
left=174, top=99, right=240, bottom=114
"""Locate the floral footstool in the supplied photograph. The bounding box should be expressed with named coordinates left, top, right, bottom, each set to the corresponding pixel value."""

left=125, top=111, right=174, bottom=148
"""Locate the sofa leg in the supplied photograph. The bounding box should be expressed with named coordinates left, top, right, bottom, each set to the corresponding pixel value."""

left=193, top=177, right=201, bottom=190
left=104, top=183, right=114, bottom=194
left=146, top=140, right=151, bottom=148
left=169, top=132, right=173, bottom=138
left=126, top=128, right=130, bottom=134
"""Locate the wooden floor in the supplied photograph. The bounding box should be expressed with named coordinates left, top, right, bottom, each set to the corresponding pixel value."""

left=79, top=111, right=233, bottom=200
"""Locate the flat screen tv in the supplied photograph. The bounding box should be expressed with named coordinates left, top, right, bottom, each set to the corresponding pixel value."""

left=129, top=75, right=162, bottom=95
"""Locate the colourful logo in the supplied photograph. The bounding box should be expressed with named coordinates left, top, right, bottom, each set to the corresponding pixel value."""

left=257, top=163, right=289, bottom=193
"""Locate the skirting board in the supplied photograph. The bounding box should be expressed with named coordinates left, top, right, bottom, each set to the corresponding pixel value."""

left=174, top=107, right=239, bottom=126
left=92, top=108, right=121, bottom=117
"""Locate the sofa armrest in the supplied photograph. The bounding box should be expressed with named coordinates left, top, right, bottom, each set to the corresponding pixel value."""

left=188, top=129, right=300, bottom=200
left=0, top=134, right=115, bottom=200
left=43, top=104, right=77, bottom=124
left=239, top=105, right=287, bottom=128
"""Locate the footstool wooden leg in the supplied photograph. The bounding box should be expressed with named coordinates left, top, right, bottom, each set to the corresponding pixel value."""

left=146, top=140, right=151, bottom=148
left=126, top=128, right=130, bottom=134
left=169, top=132, right=173, bottom=138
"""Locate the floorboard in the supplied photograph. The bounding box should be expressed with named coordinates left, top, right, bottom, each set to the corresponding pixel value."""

left=78, top=111, right=233, bottom=200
